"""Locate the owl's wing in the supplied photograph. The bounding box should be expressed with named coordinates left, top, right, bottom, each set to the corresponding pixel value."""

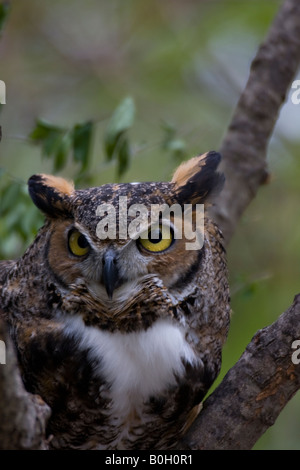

left=0, top=260, right=16, bottom=284
left=11, top=316, right=109, bottom=449
left=0, top=260, right=17, bottom=322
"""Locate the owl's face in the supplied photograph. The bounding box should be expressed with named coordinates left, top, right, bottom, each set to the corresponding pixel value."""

left=46, top=209, right=199, bottom=299
left=28, top=151, right=224, bottom=330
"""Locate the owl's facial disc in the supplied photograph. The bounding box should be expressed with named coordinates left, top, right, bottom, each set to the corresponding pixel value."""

left=99, top=223, right=175, bottom=299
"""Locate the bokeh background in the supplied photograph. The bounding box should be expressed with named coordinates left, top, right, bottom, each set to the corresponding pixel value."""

left=1, top=0, right=300, bottom=450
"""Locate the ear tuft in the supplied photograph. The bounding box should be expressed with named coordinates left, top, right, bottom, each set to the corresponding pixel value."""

left=172, top=151, right=224, bottom=205
left=28, top=174, right=74, bottom=218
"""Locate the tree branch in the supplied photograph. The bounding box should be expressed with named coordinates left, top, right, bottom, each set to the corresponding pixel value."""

left=181, top=294, right=300, bottom=449
left=0, top=315, right=51, bottom=450
left=1, top=0, right=300, bottom=451
left=182, top=0, right=300, bottom=449
left=211, top=0, right=300, bottom=244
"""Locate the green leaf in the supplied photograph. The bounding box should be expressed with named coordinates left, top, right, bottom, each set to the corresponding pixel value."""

left=30, top=119, right=66, bottom=157
left=30, top=119, right=65, bottom=142
left=0, top=2, right=10, bottom=33
left=4, top=201, right=26, bottom=231
left=117, top=137, right=130, bottom=179
left=29, top=119, right=70, bottom=170
left=0, top=182, right=21, bottom=215
left=54, top=132, right=72, bottom=172
left=104, top=96, right=135, bottom=160
left=20, top=205, right=42, bottom=238
left=72, top=121, right=93, bottom=171
left=42, top=133, right=64, bottom=158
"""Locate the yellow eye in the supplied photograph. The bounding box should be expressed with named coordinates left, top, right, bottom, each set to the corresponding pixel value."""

left=139, top=224, right=174, bottom=253
left=68, top=230, right=90, bottom=257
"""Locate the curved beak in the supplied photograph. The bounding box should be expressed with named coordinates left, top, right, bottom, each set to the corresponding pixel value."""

left=102, top=250, right=120, bottom=299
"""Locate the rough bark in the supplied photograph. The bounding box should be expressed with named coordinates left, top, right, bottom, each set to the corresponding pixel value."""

left=182, top=0, right=300, bottom=449
left=210, top=0, right=300, bottom=244
left=182, top=294, right=300, bottom=449
left=1, top=0, right=300, bottom=451
left=0, top=316, right=51, bottom=450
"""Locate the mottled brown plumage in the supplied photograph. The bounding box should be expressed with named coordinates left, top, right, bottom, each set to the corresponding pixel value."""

left=0, top=151, right=230, bottom=449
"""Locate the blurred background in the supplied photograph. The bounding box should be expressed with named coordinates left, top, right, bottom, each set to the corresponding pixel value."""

left=1, top=0, right=300, bottom=449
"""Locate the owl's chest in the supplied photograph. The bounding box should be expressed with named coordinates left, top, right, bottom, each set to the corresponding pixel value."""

left=68, top=316, right=197, bottom=407
left=62, top=316, right=199, bottom=448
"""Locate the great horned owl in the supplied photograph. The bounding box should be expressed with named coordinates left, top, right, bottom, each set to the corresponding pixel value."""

left=0, top=151, right=230, bottom=450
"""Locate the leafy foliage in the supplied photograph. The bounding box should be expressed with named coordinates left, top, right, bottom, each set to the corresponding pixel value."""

left=0, top=118, right=95, bottom=258
left=0, top=95, right=188, bottom=259
left=29, top=119, right=94, bottom=181
left=104, top=96, right=135, bottom=179
left=0, top=0, right=297, bottom=450
left=72, top=121, right=93, bottom=174
left=0, top=171, right=44, bottom=258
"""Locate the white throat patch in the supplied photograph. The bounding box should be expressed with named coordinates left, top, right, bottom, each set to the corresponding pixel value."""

left=64, top=317, right=197, bottom=417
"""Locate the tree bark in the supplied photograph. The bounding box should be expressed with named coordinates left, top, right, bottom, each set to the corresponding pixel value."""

left=180, top=0, right=300, bottom=450
left=0, top=316, right=51, bottom=450
left=182, top=294, right=300, bottom=449
left=210, top=0, right=300, bottom=244
left=1, top=0, right=300, bottom=451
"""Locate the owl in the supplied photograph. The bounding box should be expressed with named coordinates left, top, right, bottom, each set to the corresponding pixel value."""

left=0, top=151, right=230, bottom=450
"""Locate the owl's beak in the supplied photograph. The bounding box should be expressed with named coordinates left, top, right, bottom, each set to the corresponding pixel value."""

left=102, top=250, right=120, bottom=300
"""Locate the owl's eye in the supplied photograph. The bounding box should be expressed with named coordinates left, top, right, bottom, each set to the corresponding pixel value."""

left=68, top=230, right=90, bottom=257
left=138, top=224, right=174, bottom=253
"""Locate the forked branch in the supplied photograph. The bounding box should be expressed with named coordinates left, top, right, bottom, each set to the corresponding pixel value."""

left=184, top=0, right=300, bottom=449
left=1, top=0, right=300, bottom=451
left=181, top=295, right=300, bottom=449
left=211, top=0, right=300, bottom=244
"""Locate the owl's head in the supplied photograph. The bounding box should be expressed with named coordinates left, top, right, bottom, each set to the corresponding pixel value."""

left=28, top=151, right=224, bottom=326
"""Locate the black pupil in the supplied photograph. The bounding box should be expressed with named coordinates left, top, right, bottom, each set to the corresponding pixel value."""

left=77, top=234, right=89, bottom=249
left=148, top=229, right=162, bottom=244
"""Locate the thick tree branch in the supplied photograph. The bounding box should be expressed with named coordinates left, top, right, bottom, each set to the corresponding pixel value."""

left=181, top=294, right=300, bottom=450
left=1, top=0, right=300, bottom=451
left=0, top=315, right=51, bottom=450
left=211, top=0, right=300, bottom=244
left=183, top=0, right=300, bottom=450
